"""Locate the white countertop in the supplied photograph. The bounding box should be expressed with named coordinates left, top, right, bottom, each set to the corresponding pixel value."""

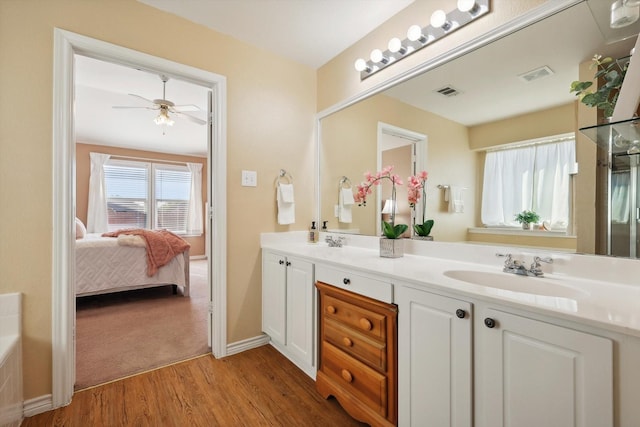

left=261, top=232, right=640, bottom=338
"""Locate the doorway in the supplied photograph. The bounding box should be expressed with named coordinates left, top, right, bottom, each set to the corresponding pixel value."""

left=52, top=29, right=227, bottom=407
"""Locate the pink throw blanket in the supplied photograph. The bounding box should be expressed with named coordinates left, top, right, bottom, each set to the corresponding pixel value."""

left=102, top=229, right=190, bottom=276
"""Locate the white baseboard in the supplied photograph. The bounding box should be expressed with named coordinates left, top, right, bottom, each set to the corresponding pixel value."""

left=23, top=393, right=53, bottom=418
left=225, top=334, right=270, bottom=356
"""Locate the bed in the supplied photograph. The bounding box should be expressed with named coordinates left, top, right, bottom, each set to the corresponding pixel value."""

left=75, top=233, right=190, bottom=297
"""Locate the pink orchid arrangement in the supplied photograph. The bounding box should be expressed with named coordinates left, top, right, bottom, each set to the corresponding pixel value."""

left=407, top=170, right=434, bottom=237
left=354, top=165, right=408, bottom=239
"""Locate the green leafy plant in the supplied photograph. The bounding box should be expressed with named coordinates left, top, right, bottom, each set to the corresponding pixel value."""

left=413, top=219, right=434, bottom=237
left=354, top=165, right=407, bottom=239
left=569, top=54, right=628, bottom=118
left=514, top=210, right=540, bottom=225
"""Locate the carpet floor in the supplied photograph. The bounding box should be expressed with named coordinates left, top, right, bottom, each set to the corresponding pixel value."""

left=75, top=259, right=210, bottom=390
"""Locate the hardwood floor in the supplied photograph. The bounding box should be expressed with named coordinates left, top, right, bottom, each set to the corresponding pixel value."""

left=23, top=345, right=367, bottom=426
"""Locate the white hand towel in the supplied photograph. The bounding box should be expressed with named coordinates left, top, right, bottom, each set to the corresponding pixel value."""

left=277, top=183, right=295, bottom=225
left=448, top=186, right=465, bottom=213
left=339, top=188, right=354, bottom=223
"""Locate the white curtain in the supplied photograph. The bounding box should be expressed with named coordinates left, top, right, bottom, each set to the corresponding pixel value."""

left=87, top=152, right=111, bottom=233
left=611, top=173, right=630, bottom=223
left=186, top=162, right=203, bottom=235
left=481, top=139, right=575, bottom=228
left=481, top=146, right=535, bottom=226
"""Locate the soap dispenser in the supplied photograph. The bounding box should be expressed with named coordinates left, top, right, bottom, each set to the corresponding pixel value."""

left=309, top=221, right=318, bottom=243
left=322, top=221, right=328, bottom=232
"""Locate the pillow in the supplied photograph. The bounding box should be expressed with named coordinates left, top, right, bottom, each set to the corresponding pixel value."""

left=75, top=217, right=87, bottom=239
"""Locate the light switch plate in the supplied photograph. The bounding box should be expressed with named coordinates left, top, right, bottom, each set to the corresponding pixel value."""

left=241, top=170, right=257, bottom=187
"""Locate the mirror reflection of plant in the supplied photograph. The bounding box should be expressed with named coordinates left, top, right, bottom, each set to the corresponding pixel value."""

left=569, top=54, right=628, bottom=118
left=408, top=171, right=434, bottom=237
left=354, top=165, right=408, bottom=239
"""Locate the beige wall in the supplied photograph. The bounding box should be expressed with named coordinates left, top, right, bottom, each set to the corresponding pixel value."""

left=0, top=0, right=315, bottom=400
left=321, top=94, right=475, bottom=242
left=317, top=0, right=546, bottom=111
left=75, top=143, right=208, bottom=256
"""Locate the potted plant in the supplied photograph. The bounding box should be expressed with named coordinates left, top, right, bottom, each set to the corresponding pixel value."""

left=515, top=210, right=540, bottom=230
left=569, top=54, right=628, bottom=119
left=408, top=171, right=434, bottom=240
left=355, top=166, right=408, bottom=257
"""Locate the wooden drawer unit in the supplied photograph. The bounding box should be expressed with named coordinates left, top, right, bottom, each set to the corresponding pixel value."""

left=316, top=280, right=398, bottom=427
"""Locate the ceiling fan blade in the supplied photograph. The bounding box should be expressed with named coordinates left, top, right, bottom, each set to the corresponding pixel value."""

left=112, top=105, right=156, bottom=110
left=176, top=111, right=207, bottom=125
left=172, top=104, right=201, bottom=112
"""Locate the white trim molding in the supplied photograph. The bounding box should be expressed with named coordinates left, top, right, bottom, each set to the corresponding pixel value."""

left=226, top=335, right=271, bottom=357
left=52, top=28, right=227, bottom=408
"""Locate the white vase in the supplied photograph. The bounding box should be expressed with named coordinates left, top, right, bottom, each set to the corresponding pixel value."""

left=521, top=222, right=532, bottom=230
left=380, top=237, right=404, bottom=258
left=412, top=235, right=434, bottom=241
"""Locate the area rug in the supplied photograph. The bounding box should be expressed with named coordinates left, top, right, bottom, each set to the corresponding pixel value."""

left=75, top=259, right=210, bottom=390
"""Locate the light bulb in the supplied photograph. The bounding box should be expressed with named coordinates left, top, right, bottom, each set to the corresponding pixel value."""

left=354, top=58, right=368, bottom=72
left=457, top=0, right=477, bottom=13
left=370, top=49, right=388, bottom=64
left=430, top=9, right=449, bottom=29
left=388, top=37, right=406, bottom=54
left=407, top=24, right=426, bottom=42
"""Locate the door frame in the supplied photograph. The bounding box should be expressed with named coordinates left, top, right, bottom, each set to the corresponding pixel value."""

left=52, top=28, right=227, bottom=407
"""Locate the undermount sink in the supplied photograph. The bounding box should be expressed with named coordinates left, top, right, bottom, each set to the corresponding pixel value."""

left=443, top=270, right=589, bottom=299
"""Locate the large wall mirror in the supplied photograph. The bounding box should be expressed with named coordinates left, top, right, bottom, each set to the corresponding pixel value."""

left=319, top=0, right=640, bottom=258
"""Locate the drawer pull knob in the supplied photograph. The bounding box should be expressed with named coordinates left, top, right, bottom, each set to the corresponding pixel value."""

left=342, top=337, right=353, bottom=347
left=341, top=369, right=353, bottom=383
left=327, top=305, right=336, bottom=314
left=278, top=260, right=284, bottom=265
left=343, top=278, right=351, bottom=285
left=484, top=317, right=496, bottom=328
left=456, top=309, right=466, bottom=319
left=359, top=318, right=373, bottom=331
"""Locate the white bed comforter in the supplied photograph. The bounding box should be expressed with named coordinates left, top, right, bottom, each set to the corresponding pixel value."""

left=75, top=233, right=189, bottom=297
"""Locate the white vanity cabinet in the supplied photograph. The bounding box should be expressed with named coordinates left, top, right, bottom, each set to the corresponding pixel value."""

left=262, top=250, right=315, bottom=378
left=475, top=307, right=613, bottom=427
left=396, top=285, right=473, bottom=427
left=397, top=283, right=614, bottom=427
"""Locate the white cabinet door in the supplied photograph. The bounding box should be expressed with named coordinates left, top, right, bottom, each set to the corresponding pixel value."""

left=262, top=251, right=286, bottom=346
left=477, top=308, right=613, bottom=427
left=285, top=257, right=314, bottom=370
left=397, top=285, right=473, bottom=427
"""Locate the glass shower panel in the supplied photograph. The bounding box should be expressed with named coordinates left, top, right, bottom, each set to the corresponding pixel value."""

left=609, top=153, right=640, bottom=258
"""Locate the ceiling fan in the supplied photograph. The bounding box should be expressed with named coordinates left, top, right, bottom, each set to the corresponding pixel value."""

left=112, top=74, right=207, bottom=126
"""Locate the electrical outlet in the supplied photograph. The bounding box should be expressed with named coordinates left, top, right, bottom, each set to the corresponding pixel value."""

left=241, top=170, right=257, bottom=187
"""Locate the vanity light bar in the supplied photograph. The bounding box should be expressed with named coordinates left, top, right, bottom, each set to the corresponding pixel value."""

left=355, top=0, right=490, bottom=80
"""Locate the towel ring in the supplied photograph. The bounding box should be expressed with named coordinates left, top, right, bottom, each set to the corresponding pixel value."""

left=275, top=169, right=293, bottom=187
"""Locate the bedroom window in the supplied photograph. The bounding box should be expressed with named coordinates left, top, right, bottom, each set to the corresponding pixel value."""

left=481, top=135, right=576, bottom=230
left=104, top=159, right=194, bottom=234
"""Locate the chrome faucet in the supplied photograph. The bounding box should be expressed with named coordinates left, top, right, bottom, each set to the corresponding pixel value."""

left=496, top=253, right=553, bottom=277
left=325, top=235, right=345, bottom=247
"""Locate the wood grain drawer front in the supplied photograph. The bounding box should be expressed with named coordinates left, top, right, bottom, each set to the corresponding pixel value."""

left=315, top=264, right=393, bottom=303
left=322, top=341, right=388, bottom=417
left=324, top=318, right=386, bottom=372
left=324, top=294, right=386, bottom=340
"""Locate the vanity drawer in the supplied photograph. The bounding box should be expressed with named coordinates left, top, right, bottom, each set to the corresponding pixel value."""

left=323, top=294, right=387, bottom=341
left=321, top=341, right=388, bottom=418
left=324, top=317, right=386, bottom=372
left=315, top=264, right=393, bottom=303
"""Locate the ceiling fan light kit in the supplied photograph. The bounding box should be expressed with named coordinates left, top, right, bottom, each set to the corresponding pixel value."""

left=354, top=0, right=490, bottom=80
left=112, top=74, right=206, bottom=126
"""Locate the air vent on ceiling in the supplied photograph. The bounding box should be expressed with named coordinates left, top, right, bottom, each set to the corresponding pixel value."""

left=435, top=85, right=461, bottom=97
left=518, top=66, right=554, bottom=82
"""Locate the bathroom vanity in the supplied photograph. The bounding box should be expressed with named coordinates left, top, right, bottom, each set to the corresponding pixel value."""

left=261, top=232, right=640, bottom=427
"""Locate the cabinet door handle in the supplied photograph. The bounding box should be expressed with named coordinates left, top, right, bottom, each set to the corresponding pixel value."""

left=286, top=261, right=291, bottom=266
left=278, top=260, right=284, bottom=265
left=484, top=317, right=496, bottom=328
left=341, top=369, right=353, bottom=383
left=456, top=309, right=466, bottom=319
left=342, top=337, right=353, bottom=347
left=326, top=305, right=336, bottom=314
left=343, top=278, right=351, bottom=285
left=359, top=318, right=373, bottom=331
